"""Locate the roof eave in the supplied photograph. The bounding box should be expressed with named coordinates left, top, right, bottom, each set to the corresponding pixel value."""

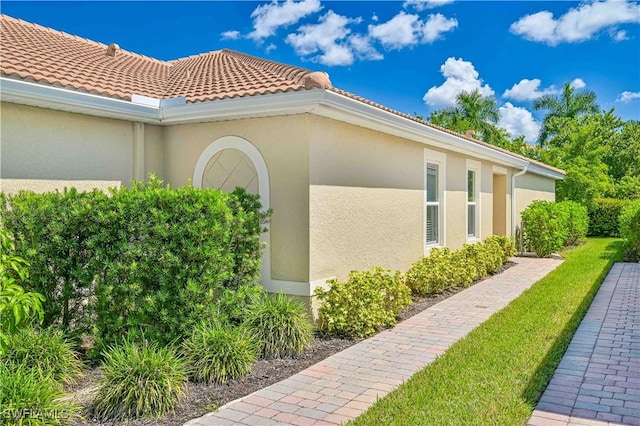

left=0, top=79, right=562, bottom=178
left=0, top=77, right=158, bottom=124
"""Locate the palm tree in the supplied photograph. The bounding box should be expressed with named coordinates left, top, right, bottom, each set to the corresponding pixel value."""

left=534, top=82, right=599, bottom=147
left=428, top=90, right=502, bottom=143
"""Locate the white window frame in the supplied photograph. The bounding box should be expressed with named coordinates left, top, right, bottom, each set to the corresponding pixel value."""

left=424, top=149, right=446, bottom=253
left=466, top=159, right=481, bottom=241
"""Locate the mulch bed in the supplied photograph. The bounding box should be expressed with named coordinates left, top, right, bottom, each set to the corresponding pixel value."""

left=73, top=262, right=515, bottom=426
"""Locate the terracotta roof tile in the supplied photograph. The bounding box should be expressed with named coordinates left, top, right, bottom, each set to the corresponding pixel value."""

left=0, top=14, right=562, bottom=174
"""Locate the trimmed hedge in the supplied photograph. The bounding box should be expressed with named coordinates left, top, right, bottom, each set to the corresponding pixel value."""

left=315, top=268, right=411, bottom=339
left=588, top=198, right=630, bottom=237
left=521, top=200, right=588, bottom=257
left=0, top=177, right=270, bottom=352
left=620, top=200, right=640, bottom=260
left=406, top=236, right=515, bottom=296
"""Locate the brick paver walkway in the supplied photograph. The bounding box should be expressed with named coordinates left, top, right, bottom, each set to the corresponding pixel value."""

left=186, top=257, right=562, bottom=426
left=529, top=262, right=640, bottom=426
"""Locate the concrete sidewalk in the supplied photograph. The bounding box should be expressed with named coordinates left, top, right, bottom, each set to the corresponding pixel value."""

left=186, top=257, right=562, bottom=426
left=529, top=262, right=640, bottom=426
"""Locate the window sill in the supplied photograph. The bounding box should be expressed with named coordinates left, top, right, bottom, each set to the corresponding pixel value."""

left=466, top=237, right=481, bottom=244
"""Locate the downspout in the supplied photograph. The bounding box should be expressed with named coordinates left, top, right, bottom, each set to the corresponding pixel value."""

left=511, top=164, right=528, bottom=243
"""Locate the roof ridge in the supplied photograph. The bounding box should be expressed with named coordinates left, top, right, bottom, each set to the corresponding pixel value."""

left=0, top=14, right=170, bottom=66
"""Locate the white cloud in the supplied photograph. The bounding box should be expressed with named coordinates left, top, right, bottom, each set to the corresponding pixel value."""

left=368, top=12, right=457, bottom=49
left=404, top=0, right=455, bottom=11
left=422, top=13, right=458, bottom=43
left=265, top=43, right=277, bottom=53
left=503, top=78, right=558, bottom=101
left=221, top=30, right=240, bottom=40
left=286, top=11, right=360, bottom=66
left=570, top=78, right=586, bottom=89
left=510, top=0, right=640, bottom=46
left=612, top=29, right=629, bottom=41
left=248, top=0, right=323, bottom=42
left=617, top=91, right=640, bottom=102
left=498, top=103, right=541, bottom=143
left=369, top=12, right=422, bottom=49
left=423, top=57, right=494, bottom=108
left=349, top=34, right=383, bottom=61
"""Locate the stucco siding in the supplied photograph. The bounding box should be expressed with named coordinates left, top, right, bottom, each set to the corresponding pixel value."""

left=0, top=102, right=134, bottom=183
left=162, top=115, right=311, bottom=283
left=144, top=124, right=164, bottom=180
left=308, top=114, right=423, bottom=280
left=515, top=172, right=556, bottom=229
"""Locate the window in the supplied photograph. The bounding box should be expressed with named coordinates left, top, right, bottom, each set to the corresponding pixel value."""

left=467, top=170, right=477, bottom=238
left=426, top=163, right=439, bottom=245
left=466, top=159, right=481, bottom=240
left=424, top=149, right=446, bottom=250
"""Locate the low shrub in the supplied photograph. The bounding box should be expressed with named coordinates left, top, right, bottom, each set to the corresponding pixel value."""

left=182, top=323, right=256, bottom=383
left=2, top=327, right=83, bottom=384
left=243, top=293, right=313, bottom=358
left=484, top=235, right=516, bottom=264
left=315, top=267, right=410, bottom=339
left=619, top=200, right=640, bottom=260
left=521, top=200, right=567, bottom=257
left=587, top=198, right=630, bottom=237
left=215, top=284, right=264, bottom=325
left=92, top=340, right=186, bottom=421
left=405, top=248, right=456, bottom=295
left=460, top=243, right=490, bottom=279
left=0, top=363, right=82, bottom=426
left=481, top=239, right=506, bottom=275
left=558, top=201, right=588, bottom=246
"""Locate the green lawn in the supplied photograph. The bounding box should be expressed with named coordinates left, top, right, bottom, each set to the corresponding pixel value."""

left=350, top=238, right=623, bottom=426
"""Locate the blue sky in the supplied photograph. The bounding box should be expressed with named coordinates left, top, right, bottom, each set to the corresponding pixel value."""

left=3, top=1, right=639, bottom=142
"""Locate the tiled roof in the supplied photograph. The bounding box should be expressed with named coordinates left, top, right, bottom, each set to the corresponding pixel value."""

left=0, top=14, right=310, bottom=102
left=0, top=14, right=562, bottom=174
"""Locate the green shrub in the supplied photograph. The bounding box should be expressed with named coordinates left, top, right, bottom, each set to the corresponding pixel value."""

left=215, top=284, right=264, bottom=325
left=405, top=248, right=456, bottom=295
left=182, top=323, right=256, bottom=383
left=619, top=200, right=640, bottom=260
left=484, top=235, right=516, bottom=264
left=0, top=190, right=101, bottom=337
left=460, top=243, right=490, bottom=280
left=315, top=267, right=410, bottom=339
left=0, top=228, right=45, bottom=355
left=588, top=198, right=630, bottom=237
left=93, top=340, right=186, bottom=421
left=481, top=239, right=506, bottom=275
left=243, top=293, right=313, bottom=358
left=2, top=327, right=83, bottom=384
left=0, top=363, right=82, bottom=426
left=558, top=201, right=588, bottom=246
left=1, top=177, right=271, bottom=354
left=521, top=200, right=568, bottom=257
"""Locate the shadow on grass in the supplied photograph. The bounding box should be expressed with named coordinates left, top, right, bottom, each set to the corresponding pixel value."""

left=521, top=239, right=624, bottom=409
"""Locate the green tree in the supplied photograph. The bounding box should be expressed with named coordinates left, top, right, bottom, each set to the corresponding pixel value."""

left=534, top=82, right=599, bottom=147
left=428, top=90, right=505, bottom=145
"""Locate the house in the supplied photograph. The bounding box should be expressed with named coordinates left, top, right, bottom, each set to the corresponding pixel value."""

left=0, top=15, right=563, bottom=304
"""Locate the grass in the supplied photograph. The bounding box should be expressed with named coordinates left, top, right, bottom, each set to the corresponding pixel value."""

left=350, top=238, right=623, bottom=426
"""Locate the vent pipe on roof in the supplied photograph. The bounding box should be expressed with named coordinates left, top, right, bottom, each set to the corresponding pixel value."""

left=465, top=130, right=476, bottom=139
left=106, top=43, right=120, bottom=57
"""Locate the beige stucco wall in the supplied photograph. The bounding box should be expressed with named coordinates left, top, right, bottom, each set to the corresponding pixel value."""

left=144, top=124, right=165, bottom=180
left=162, top=115, right=310, bottom=283
left=514, top=172, right=556, bottom=230
left=0, top=102, right=135, bottom=183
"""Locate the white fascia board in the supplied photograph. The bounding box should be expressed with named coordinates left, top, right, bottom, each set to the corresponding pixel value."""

left=526, top=163, right=565, bottom=180
left=159, top=90, right=322, bottom=125
left=0, top=78, right=158, bottom=124
left=317, top=90, right=530, bottom=169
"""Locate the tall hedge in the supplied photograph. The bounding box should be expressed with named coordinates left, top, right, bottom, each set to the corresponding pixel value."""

left=619, top=200, right=640, bottom=260
left=0, top=177, right=270, bottom=350
left=587, top=198, right=630, bottom=237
